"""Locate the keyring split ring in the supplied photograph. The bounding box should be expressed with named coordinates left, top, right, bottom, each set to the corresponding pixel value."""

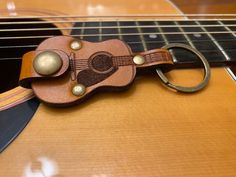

left=156, top=43, right=211, bottom=93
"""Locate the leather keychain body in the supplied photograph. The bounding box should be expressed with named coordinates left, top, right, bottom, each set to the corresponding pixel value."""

left=19, top=36, right=210, bottom=106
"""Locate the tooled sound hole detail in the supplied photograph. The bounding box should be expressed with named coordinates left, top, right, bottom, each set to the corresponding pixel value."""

left=77, top=52, right=118, bottom=87
left=89, top=52, right=114, bottom=74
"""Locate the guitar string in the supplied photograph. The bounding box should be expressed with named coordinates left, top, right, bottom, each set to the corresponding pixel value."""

left=0, top=14, right=236, bottom=19
left=1, top=48, right=235, bottom=61
left=0, top=33, right=235, bottom=57
left=0, top=19, right=236, bottom=25
left=1, top=38, right=236, bottom=49
left=0, top=18, right=235, bottom=61
left=0, top=31, right=236, bottom=40
left=0, top=18, right=235, bottom=38
left=1, top=21, right=235, bottom=46
left=0, top=24, right=236, bottom=32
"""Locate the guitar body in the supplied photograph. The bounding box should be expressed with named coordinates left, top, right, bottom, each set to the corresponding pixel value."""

left=1, top=0, right=236, bottom=177
left=32, top=37, right=135, bottom=105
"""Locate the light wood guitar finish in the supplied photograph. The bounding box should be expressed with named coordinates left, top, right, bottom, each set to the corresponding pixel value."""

left=0, top=0, right=236, bottom=177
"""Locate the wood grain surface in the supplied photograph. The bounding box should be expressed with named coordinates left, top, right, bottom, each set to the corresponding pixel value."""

left=0, top=0, right=236, bottom=177
left=172, top=0, right=236, bottom=14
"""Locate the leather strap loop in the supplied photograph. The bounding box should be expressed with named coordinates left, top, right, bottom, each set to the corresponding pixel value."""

left=19, top=50, right=70, bottom=88
left=135, top=48, right=173, bottom=68
left=110, top=49, right=173, bottom=68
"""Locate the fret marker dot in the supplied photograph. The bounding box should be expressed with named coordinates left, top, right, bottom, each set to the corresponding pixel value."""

left=149, top=34, right=157, bottom=39
left=194, top=33, right=202, bottom=38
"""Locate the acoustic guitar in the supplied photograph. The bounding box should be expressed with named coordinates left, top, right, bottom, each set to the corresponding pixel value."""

left=0, top=0, right=236, bottom=176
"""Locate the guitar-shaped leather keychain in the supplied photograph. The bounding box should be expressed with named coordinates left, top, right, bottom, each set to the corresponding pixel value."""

left=19, top=36, right=210, bottom=106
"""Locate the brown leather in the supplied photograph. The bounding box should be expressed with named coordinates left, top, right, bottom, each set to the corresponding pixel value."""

left=19, top=50, right=70, bottom=88
left=111, top=48, right=173, bottom=68
left=19, top=36, right=174, bottom=106
left=136, top=48, right=173, bottom=68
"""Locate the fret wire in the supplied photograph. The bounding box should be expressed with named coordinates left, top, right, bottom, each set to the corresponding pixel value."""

left=210, top=21, right=236, bottom=80
left=2, top=24, right=236, bottom=32
left=154, top=21, right=168, bottom=44
left=155, top=21, right=178, bottom=62
left=117, top=21, right=123, bottom=40
left=195, top=21, right=231, bottom=61
left=99, top=21, right=102, bottom=41
left=218, top=21, right=236, bottom=38
left=217, top=20, right=236, bottom=80
left=79, top=22, right=85, bottom=40
left=135, top=21, right=147, bottom=51
left=226, top=68, right=236, bottom=81
left=174, top=21, right=195, bottom=48
left=217, top=20, right=236, bottom=79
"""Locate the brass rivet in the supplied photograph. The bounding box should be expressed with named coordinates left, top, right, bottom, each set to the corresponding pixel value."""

left=33, top=51, right=62, bottom=76
left=72, top=84, right=86, bottom=96
left=70, top=40, right=82, bottom=50
left=133, top=55, right=145, bottom=65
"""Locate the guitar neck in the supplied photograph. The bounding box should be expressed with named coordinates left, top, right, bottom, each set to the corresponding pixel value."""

left=73, top=19, right=236, bottom=68
left=113, top=56, right=133, bottom=66
left=0, top=18, right=236, bottom=69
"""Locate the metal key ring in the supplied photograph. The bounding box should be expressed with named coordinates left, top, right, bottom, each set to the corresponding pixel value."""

left=156, top=43, right=211, bottom=93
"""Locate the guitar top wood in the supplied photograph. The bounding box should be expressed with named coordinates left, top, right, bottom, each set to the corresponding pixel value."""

left=0, top=0, right=236, bottom=177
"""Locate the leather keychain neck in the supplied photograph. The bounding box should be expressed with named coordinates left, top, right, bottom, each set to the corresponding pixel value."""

left=19, top=36, right=210, bottom=106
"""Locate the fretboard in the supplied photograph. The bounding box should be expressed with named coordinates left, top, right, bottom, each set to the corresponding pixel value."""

left=1, top=18, right=236, bottom=92
left=71, top=20, right=236, bottom=68
left=112, top=56, right=133, bottom=66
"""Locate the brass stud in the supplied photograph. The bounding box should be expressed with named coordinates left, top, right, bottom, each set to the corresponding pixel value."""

left=70, top=40, right=82, bottom=50
left=133, top=55, right=145, bottom=65
left=33, top=51, right=62, bottom=76
left=72, top=84, right=86, bottom=96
